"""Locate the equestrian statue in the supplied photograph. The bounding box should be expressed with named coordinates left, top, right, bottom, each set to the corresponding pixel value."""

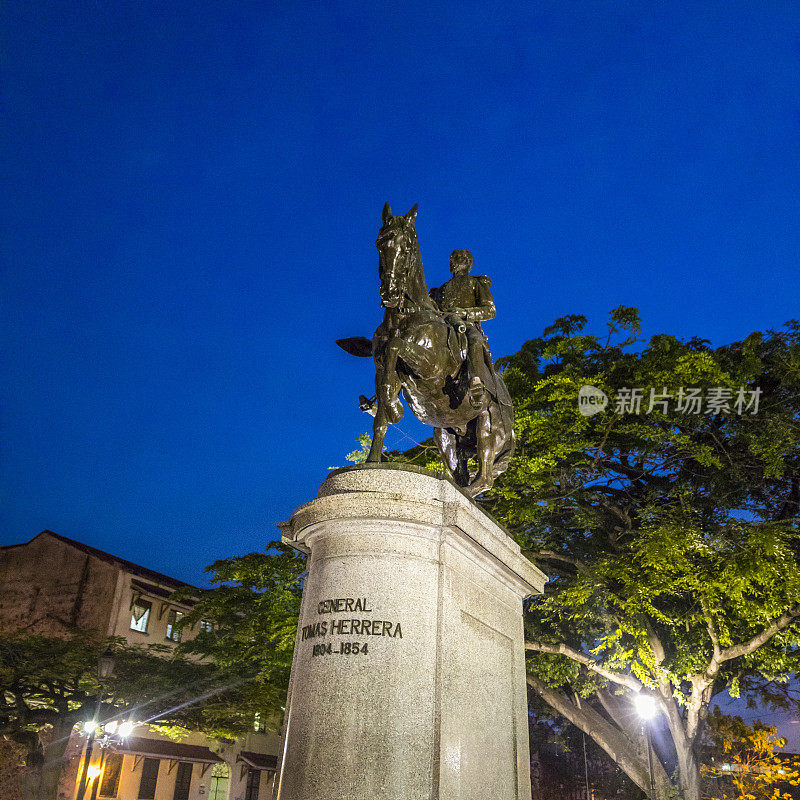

left=337, top=203, right=514, bottom=497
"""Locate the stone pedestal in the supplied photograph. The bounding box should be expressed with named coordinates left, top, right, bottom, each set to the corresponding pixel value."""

left=275, top=465, right=546, bottom=800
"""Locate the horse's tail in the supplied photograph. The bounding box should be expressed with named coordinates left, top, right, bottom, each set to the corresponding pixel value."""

left=489, top=404, right=515, bottom=481
left=491, top=429, right=515, bottom=481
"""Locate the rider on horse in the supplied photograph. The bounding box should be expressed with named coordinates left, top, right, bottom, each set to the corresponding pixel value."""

left=338, top=204, right=514, bottom=495
left=429, top=249, right=496, bottom=409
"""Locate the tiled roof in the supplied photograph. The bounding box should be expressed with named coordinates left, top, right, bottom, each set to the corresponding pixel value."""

left=238, top=751, right=278, bottom=771
left=0, top=530, right=199, bottom=590
left=117, top=737, right=223, bottom=763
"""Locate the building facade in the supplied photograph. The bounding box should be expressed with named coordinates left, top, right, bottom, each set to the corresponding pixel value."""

left=0, top=530, right=280, bottom=800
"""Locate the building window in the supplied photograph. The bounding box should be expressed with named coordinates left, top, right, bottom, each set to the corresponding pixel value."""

left=199, top=619, right=213, bottom=632
left=244, top=768, right=261, bottom=800
left=98, top=752, right=123, bottom=797
left=138, top=758, right=160, bottom=799
left=172, top=761, right=192, bottom=800
left=130, top=600, right=152, bottom=633
left=208, top=764, right=229, bottom=800
left=165, top=609, right=184, bottom=642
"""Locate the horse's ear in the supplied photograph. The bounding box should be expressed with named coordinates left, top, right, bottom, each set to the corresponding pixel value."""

left=405, top=203, right=418, bottom=223
left=382, top=203, right=392, bottom=225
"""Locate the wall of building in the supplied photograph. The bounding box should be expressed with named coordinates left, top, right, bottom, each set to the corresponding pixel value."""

left=106, top=574, right=197, bottom=648
left=0, top=535, right=119, bottom=635
left=0, top=533, right=281, bottom=800
left=87, top=752, right=275, bottom=800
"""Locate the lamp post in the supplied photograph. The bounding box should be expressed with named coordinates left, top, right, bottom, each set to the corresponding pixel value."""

left=582, top=731, right=592, bottom=800
left=75, top=648, right=115, bottom=800
left=635, top=692, right=657, bottom=800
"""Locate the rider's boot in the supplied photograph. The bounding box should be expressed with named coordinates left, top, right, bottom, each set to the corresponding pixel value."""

left=468, top=376, right=487, bottom=409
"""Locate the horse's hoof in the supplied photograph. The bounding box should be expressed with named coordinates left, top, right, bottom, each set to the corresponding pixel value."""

left=464, top=476, right=492, bottom=497
left=387, top=398, right=405, bottom=424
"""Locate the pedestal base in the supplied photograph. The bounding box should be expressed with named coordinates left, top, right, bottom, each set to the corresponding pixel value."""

left=276, top=465, right=546, bottom=800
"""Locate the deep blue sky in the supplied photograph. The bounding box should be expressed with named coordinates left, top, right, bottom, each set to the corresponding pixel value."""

left=3, top=1, right=799, bottom=589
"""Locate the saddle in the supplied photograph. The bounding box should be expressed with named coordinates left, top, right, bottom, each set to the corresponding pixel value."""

left=443, top=314, right=469, bottom=364
left=441, top=316, right=512, bottom=410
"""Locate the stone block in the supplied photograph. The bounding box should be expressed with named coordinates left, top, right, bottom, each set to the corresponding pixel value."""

left=275, top=465, right=546, bottom=800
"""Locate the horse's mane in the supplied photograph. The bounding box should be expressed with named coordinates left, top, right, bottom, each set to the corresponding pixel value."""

left=381, top=215, right=437, bottom=311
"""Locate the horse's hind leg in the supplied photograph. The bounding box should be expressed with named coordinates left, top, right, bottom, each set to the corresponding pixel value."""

left=367, top=371, right=399, bottom=462
left=434, top=428, right=465, bottom=484
left=467, top=408, right=494, bottom=496
left=455, top=440, right=471, bottom=486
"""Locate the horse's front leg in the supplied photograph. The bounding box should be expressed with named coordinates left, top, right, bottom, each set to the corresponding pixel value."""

left=367, top=340, right=405, bottom=462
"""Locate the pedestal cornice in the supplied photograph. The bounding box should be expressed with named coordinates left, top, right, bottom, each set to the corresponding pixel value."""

left=279, top=464, right=547, bottom=597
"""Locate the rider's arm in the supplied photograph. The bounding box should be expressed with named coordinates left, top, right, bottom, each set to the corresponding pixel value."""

left=460, top=276, right=496, bottom=323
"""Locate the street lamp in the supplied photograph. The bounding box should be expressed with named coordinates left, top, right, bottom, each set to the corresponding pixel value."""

left=97, top=648, right=115, bottom=680
left=635, top=692, right=657, bottom=799
left=75, top=648, right=116, bottom=800
left=635, top=693, right=657, bottom=721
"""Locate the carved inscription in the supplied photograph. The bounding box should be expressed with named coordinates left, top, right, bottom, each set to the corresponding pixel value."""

left=303, top=597, right=403, bottom=657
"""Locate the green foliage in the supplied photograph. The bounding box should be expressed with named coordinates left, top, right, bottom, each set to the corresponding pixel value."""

left=487, top=309, right=800, bottom=691
left=703, top=707, right=800, bottom=800
left=344, top=433, right=372, bottom=464
left=176, top=540, right=307, bottom=731
left=0, top=630, right=251, bottom=755
left=479, top=309, right=800, bottom=799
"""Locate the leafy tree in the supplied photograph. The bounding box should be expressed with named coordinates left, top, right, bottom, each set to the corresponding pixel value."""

left=395, top=309, right=799, bottom=798
left=175, top=541, right=306, bottom=727
left=473, top=309, right=800, bottom=800
left=0, top=630, right=259, bottom=800
left=702, top=707, right=800, bottom=800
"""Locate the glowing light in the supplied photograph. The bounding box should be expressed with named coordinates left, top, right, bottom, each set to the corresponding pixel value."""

left=118, top=721, right=135, bottom=737
left=83, top=720, right=97, bottom=735
left=103, top=720, right=118, bottom=734
left=634, top=693, right=657, bottom=720
left=87, top=765, right=102, bottom=780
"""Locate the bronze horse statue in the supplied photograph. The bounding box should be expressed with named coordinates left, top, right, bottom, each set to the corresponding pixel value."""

left=337, top=203, right=514, bottom=497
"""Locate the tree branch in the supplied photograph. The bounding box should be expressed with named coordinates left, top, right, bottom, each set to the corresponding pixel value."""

left=523, top=550, right=585, bottom=572
left=527, top=676, right=671, bottom=799
left=598, top=499, right=633, bottom=529
left=641, top=617, right=666, bottom=666
left=600, top=460, right=672, bottom=488
left=718, top=604, right=800, bottom=663
left=700, top=600, right=721, bottom=672
left=525, top=641, right=643, bottom=692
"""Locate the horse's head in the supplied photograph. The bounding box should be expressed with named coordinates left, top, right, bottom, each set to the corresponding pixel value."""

left=375, top=203, right=420, bottom=308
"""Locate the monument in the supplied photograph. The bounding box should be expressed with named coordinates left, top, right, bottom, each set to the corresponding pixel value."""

left=337, top=203, right=515, bottom=497
left=274, top=206, right=546, bottom=800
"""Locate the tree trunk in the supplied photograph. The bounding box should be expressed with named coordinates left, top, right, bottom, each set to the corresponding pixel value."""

left=20, top=719, right=76, bottom=800
left=528, top=677, right=679, bottom=800
left=674, top=735, right=701, bottom=800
